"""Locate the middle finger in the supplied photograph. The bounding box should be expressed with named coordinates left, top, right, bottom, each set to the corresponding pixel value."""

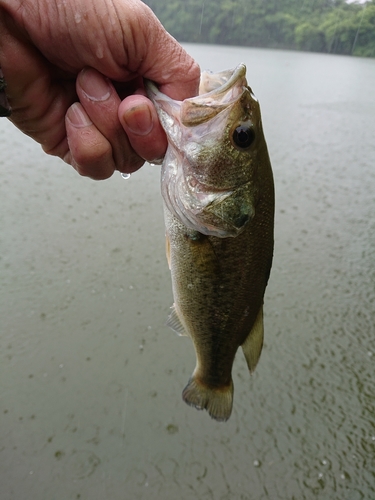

left=77, top=67, right=144, bottom=174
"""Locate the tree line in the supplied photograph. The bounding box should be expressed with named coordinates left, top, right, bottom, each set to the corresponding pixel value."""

left=144, top=0, right=375, bottom=57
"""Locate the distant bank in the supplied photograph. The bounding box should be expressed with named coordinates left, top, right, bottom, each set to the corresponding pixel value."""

left=145, top=0, right=375, bottom=58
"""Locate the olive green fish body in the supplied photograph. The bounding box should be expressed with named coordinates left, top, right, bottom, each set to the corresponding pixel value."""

left=146, top=64, right=274, bottom=421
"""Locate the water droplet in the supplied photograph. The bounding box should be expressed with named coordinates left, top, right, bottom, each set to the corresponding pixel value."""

left=139, top=345, right=144, bottom=351
left=322, top=459, right=328, bottom=465
left=59, top=364, right=64, bottom=369
left=253, top=460, right=260, bottom=467
left=367, top=351, right=373, bottom=357
left=318, top=472, right=323, bottom=479
left=129, top=285, right=134, bottom=290
left=148, top=158, right=163, bottom=167
left=121, top=173, right=131, bottom=180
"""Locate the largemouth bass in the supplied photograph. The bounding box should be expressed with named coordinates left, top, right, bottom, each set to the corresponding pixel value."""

left=146, top=64, right=274, bottom=422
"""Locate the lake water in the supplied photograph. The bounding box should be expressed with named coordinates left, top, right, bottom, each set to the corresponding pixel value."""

left=1, top=44, right=375, bottom=500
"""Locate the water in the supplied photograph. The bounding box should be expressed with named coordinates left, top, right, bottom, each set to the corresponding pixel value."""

left=1, top=44, right=375, bottom=499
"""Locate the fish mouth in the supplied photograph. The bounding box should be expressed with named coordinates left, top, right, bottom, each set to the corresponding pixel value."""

left=197, top=63, right=247, bottom=100
left=145, top=63, right=249, bottom=131
left=145, top=63, right=247, bottom=101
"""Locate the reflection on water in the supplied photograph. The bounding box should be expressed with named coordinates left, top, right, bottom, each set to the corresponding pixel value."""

left=1, top=45, right=375, bottom=499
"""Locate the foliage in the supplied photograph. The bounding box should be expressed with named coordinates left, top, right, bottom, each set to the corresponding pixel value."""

left=144, top=0, right=375, bottom=57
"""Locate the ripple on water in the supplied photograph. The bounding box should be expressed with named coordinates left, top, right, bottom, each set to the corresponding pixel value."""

left=63, top=450, right=101, bottom=480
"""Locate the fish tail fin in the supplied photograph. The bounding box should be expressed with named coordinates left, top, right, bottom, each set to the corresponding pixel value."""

left=182, top=376, right=233, bottom=422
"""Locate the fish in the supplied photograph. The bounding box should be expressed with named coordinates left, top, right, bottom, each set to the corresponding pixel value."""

left=145, top=64, right=274, bottom=422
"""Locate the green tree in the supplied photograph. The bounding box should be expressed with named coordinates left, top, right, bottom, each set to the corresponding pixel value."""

left=321, top=6, right=362, bottom=54
left=295, top=22, right=326, bottom=52
left=351, top=4, right=375, bottom=57
left=263, top=13, right=298, bottom=48
left=143, top=0, right=375, bottom=57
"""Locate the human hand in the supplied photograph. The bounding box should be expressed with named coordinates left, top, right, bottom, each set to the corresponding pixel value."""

left=0, top=0, right=200, bottom=179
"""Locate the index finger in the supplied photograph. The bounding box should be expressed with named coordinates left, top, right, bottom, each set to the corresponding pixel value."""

left=130, top=3, right=200, bottom=100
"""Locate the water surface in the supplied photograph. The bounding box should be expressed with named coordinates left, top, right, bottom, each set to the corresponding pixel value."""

left=1, top=44, right=375, bottom=499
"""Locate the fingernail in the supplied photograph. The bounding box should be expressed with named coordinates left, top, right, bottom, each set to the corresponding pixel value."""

left=123, top=104, right=153, bottom=136
left=81, top=68, right=111, bottom=102
left=67, top=103, right=92, bottom=128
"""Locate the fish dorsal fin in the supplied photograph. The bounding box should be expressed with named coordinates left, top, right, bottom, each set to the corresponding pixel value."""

left=167, top=304, right=189, bottom=337
left=241, top=305, right=264, bottom=373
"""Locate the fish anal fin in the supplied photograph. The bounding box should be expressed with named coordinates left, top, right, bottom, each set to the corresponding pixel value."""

left=166, top=233, right=171, bottom=270
left=182, top=375, right=233, bottom=422
left=241, top=305, right=264, bottom=374
left=166, top=304, right=188, bottom=337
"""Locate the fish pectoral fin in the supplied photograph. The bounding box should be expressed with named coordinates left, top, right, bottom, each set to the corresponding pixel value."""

left=241, top=305, right=264, bottom=374
left=166, top=304, right=189, bottom=337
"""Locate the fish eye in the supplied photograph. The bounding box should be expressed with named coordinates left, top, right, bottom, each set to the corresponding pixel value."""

left=232, top=122, right=255, bottom=149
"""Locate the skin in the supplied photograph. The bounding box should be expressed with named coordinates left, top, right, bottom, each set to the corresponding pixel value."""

left=0, top=0, right=200, bottom=179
